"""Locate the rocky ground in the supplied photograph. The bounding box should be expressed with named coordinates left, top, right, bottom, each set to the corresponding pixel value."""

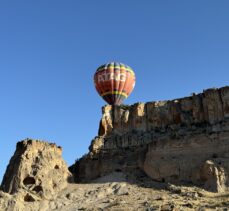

left=1, top=172, right=229, bottom=211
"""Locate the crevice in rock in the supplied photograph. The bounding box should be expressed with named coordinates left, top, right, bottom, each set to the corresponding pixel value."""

left=23, top=176, right=35, bottom=186
left=54, top=165, right=59, bottom=169
left=24, top=193, right=35, bottom=202
left=32, top=185, right=43, bottom=193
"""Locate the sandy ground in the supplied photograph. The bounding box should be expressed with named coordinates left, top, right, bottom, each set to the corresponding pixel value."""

left=1, top=172, right=229, bottom=211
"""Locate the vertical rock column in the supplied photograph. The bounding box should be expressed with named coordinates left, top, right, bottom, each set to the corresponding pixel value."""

left=1, top=139, right=72, bottom=201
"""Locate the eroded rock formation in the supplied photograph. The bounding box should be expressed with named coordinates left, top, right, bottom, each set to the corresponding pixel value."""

left=72, top=86, right=229, bottom=192
left=1, top=139, right=72, bottom=201
left=1, top=86, right=229, bottom=210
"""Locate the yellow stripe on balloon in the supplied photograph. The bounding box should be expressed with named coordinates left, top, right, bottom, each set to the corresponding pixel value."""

left=101, top=91, right=128, bottom=98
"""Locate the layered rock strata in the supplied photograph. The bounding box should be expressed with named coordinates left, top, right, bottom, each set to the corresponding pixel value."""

left=72, top=86, right=229, bottom=192
left=1, top=139, right=72, bottom=201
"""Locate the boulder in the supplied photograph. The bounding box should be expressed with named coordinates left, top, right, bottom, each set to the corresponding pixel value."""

left=1, top=139, right=72, bottom=200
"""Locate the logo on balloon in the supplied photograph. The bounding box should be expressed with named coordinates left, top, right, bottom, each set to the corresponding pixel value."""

left=97, top=72, right=127, bottom=83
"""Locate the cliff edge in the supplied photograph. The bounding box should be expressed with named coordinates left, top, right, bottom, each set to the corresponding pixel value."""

left=72, top=86, right=229, bottom=193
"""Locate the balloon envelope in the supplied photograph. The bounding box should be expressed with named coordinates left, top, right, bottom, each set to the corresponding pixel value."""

left=94, top=62, right=136, bottom=105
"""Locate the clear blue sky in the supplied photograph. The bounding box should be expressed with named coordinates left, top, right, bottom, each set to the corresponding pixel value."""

left=0, top=1, right=229, bottom=181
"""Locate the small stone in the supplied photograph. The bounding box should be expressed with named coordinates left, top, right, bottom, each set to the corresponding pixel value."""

left=160, top=204, right=175, bottom=211
left=152, top=194, right=166, bottom=200
left=66, top=193, right=75, bottom=200
left=114, top=185, right=129, bottom=196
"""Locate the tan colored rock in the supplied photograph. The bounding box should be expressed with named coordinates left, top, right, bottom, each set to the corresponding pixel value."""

left=144, top=157, right=180, bottom=183
left=1, top=172, right=229, bottom=211
left=143, top=132, right=229, bottom=188
left=1, top=127, right=229, bottom=210
left=192, top=93, right=205, bottom=123
left=99, top=105, right=113, bottom=136
left=73, top=86, right=229, bottom=193
left=199, top=159, right=228, bottom=193
left=203, top=88, right=224, bottom=123
left=131, top=103, right=146, bottom=131
left=96, top=86, right=229, bottom=139
left=220, top=86, right=229, bottom=118
left=1, top=139, right=72, bottom=200
left=89, top=136, right=104, bottom=154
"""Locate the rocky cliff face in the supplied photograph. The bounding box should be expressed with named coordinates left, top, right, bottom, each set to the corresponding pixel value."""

left=1, top=139, right=72, bottom=202
left=1, top=86, right=229, bottom=210
left=72, top=86, right=229, bottom=192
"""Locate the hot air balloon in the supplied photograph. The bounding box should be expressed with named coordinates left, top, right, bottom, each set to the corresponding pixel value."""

left=94, top=62, right=136, bottom=105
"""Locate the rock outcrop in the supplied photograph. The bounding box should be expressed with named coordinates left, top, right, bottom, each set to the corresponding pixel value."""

left=1, top=86, right=229, bottom=210
left=72, top=86, right=229, bottom=192
left=1, top=139, right=72, bottom=201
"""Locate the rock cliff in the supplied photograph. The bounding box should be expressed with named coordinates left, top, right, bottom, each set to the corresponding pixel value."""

left=1, top=86, right=229, bottom=210
left=1, top=139, right=72, bottom=202
left=71, top=86, right=229, bottom=192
